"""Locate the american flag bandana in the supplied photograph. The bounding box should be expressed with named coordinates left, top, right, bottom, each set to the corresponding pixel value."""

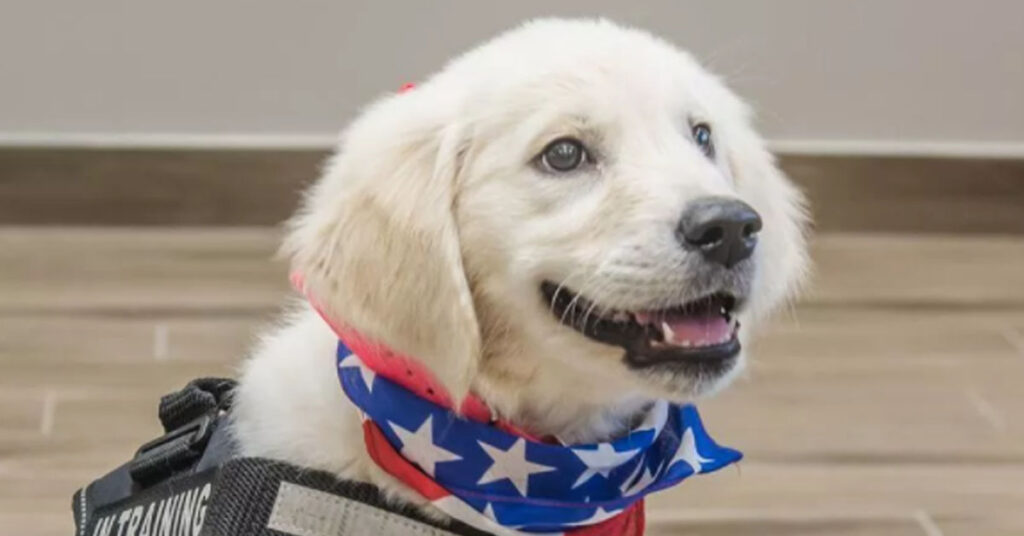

left=336, top=342, right=742, bottom=535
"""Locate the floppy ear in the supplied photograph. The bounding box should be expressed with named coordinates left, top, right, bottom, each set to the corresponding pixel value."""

left=284, top=89, right=480, bottom=401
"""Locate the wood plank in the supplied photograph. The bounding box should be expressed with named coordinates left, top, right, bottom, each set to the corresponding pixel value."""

left=0, top=512, right=72, bottom=536
left=699, top=360, right=1024, bottom=464
left=645, top=462, right=1024, bottom=520
left=758, top=308, right=1022, bottom=363
left=646, top=517, right=923, bottom=536
left=0, top=227, right=288, bottom=313
left=807, top=234, right=1024, bottom=307
left=0, top=315, right=264, bottom=365
left=0, top=391, right=43, bottom=434
left=0, top=359, right=235, bottom=394
left=936, top=516, right=1024, bottom=536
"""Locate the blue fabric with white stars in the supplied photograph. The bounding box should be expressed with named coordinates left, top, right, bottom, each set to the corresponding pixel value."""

left=337, top=341, right=742, bottom=533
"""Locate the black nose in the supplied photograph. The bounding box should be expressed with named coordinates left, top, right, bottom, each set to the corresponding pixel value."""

left=677, top=196, right=762, bottom=268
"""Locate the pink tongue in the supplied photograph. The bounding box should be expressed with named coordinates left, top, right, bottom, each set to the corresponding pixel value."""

left=636, top=312, right=731, bottom=346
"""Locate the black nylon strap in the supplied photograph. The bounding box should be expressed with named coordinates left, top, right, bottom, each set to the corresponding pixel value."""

left=159, top=378, right=236, bottom=432
left=130, top=378, right=236, bottom=486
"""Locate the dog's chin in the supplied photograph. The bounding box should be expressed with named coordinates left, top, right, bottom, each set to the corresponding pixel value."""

left=540, top=281, right=744, bottom=397
left=633, top=348, right=745, bottom=401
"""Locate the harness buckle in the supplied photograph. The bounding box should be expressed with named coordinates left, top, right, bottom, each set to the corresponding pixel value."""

left=139, top=411, right=215, bottom=456
left=128, top=408, right=219, bottom=486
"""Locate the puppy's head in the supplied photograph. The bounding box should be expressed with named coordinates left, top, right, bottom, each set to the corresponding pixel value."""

left=287, top=19, right=809, bottom=415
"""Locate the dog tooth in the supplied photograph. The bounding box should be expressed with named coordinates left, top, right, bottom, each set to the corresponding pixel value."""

left=661, top=322, right=674, bottom=343
left=681, top=340, right=692, bottom=348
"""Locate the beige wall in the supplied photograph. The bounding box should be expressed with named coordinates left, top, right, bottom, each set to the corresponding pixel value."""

left=2, top=0, right=1022, bottom=152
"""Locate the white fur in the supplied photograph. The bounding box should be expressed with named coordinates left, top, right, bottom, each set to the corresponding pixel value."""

left=232, top=18, right=809, bottom=525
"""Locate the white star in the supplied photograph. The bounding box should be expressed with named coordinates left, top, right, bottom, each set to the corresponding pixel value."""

left=666, top=427, right=712, bottom=474
left=570, top=443, right=642, bottom=488
left=621, top=461, right=659, bottom=496
left=476, top=438, right=558, bottom=496
left=482, top=503, right=497, bottom=522
left=389, top=415, right=462, bottom=476
left=338, top=353, right=376, bottom=393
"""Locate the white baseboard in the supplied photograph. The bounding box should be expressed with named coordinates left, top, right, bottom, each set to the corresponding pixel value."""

left=769, top=138, right=1024, bottom=159
left=0, top=132, right=339, bottom=150
left=2, top=132, right=1024, bottom=158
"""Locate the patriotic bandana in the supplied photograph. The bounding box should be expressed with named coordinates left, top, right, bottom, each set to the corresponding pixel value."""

left=336, top=342, right=743, bottom=536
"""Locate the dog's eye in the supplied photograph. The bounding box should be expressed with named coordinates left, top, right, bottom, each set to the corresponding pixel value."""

left=540, top=138, right=587, bottom=173
left=692, top=123, right=714, bottom=157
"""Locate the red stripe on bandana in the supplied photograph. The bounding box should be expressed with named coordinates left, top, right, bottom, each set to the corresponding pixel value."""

left=362, top=420, right=449, bottom=501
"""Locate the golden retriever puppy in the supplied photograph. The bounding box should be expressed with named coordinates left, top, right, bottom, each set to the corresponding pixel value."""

left=232, top=17, right=808, bottom=534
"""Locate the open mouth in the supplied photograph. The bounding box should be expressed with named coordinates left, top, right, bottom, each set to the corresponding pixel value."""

left=540, top=282, right=742, bottom=370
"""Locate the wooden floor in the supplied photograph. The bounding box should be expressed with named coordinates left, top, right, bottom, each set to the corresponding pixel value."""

left=1, top=227, right=1023, bottom=536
